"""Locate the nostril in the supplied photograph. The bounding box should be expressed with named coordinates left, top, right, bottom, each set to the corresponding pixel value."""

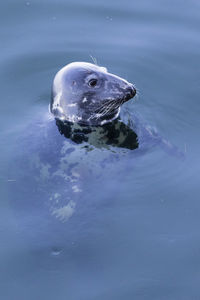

left=126, top=85, right=136, bottom=98
left=130, top=85, right=136, bottom=96
left=132, top=87, right=136, bottom=96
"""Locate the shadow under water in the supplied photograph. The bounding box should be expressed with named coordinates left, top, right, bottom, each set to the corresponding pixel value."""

left=56, top=118, right=139, bottom=150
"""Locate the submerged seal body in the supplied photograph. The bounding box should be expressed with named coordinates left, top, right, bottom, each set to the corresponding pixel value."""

left=6, top=62, right=184, bottom=250
left=51, top=62, right=136, bottom=126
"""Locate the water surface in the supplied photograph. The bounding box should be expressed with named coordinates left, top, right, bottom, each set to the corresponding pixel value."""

left=0, top=0, right=200, bottom=299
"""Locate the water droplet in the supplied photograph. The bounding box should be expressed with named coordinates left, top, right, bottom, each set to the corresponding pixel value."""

left=51, top=247, right=62, bottom=256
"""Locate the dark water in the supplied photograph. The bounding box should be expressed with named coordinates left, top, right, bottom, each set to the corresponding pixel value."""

left=1, top=0, right=200, bottom=299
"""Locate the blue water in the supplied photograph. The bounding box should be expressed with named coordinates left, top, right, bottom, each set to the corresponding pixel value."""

left=1, top=0, right=200, bottom=299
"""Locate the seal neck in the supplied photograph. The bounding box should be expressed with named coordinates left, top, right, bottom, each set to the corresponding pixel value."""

left=55, top=118, right=138, bottom=150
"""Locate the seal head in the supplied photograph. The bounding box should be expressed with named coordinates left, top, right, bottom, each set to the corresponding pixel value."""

left=51, top=62, right=136, bottom=126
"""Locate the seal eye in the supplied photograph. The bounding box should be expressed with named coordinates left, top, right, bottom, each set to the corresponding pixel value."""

left=88, top=79, right=98, bottom=87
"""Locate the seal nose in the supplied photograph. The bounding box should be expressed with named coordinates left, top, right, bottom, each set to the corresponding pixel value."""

left=125, top=85, right=136, bottom=101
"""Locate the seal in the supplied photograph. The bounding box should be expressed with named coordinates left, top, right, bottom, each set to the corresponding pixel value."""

left=51, top=62, right=136, bottom=126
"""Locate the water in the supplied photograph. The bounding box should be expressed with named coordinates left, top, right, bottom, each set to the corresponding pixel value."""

left=1, top=0, right=200, bottom=299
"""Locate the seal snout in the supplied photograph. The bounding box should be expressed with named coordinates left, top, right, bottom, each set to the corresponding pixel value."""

left=124, top=85, right=136, bottom=102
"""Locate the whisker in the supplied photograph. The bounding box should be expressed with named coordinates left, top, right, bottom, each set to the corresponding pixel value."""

left=100, top=100, right=119, bottom=117
left=95, top=99, right=115, bottom=114
left=89, top=97, right=125, bottom=121
left=89, top=55, right=98, bottom=65
left=99, top=103, right=113, bottom=117
left=108, top=101, right=119, bottom=114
